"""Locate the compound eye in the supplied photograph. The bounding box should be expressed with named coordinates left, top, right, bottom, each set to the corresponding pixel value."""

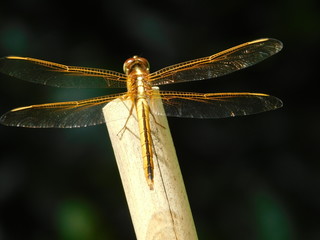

left=137, top=57, right=150, bottom=72
left=123, top=57, right=136, bottom=74
left=123, top=56, right=150, bottom=74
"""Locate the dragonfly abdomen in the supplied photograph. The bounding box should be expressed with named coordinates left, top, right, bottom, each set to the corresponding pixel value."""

left=136, top=98, right=154, bottom=190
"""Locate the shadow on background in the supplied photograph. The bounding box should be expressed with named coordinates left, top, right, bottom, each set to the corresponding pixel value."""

left=0, top=0, right=319, bottom=239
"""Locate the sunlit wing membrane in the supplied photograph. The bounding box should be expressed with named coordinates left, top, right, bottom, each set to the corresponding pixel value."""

left=0, top=56, right=127, bottom=88
left=149, top=38, right=283, bottom=85
left=0, top=93, right=127, bottom=128
left=149, top=91, right=282, bottom=118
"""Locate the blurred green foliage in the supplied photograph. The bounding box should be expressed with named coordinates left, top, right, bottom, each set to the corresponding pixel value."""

left=253, top=191, right=293, bottom=240
left=56, top=199, right=111, bottom=240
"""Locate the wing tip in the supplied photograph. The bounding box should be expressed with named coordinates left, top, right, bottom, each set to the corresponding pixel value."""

left=257, top=38, right=283, bottom=53
left=273, top=96, right=283, bottom=109
left=5, top=56, right=27, bottom=60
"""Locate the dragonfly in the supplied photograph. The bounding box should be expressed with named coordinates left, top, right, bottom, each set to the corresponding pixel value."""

left=0, top=38, right=283, bottom=189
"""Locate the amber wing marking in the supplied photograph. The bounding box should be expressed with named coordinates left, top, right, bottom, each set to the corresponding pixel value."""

left=149, top=38, right=282, bottom=85
left=1, top=56, right=127, bottom=88
left=0, top=93, right=127, bottom=128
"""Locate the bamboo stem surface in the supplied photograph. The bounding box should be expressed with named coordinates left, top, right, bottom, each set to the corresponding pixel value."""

left=103, top=89, right=198, bottom=240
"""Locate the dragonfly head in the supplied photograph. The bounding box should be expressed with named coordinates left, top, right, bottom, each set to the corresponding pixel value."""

left=123, top=56, right=150, bottom=75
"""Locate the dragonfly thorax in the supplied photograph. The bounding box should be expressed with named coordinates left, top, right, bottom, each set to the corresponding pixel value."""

left=123, top=56, right=150, bottom=75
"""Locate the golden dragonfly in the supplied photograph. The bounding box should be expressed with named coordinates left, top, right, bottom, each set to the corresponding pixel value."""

left=0, top=38, right=283, bottom=189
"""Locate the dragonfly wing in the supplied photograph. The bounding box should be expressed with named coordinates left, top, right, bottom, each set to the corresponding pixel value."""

left=150, top=91, right=282, bottom=118
left=150, top=38, right=283, bottom=85
left=0, top=93, right=128, bottom=128
left=0, top=56, right=127, bottom=88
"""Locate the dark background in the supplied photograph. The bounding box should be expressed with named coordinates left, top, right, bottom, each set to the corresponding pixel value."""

left=0, top=0, right=319, bottom=239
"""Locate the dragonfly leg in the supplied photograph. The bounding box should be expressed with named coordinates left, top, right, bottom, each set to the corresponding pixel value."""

left=149, top=107, right=165, bottom=129
left=117, top=102, right=136, bottom=139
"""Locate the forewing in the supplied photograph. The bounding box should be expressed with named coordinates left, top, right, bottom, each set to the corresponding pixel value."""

left=150, top=91, right=282, bottom=118
left=0, top=56, right=127, bottom=88
left=150, top=38, right=283, bottom=85
left=0, top=93, right=128, bottom=128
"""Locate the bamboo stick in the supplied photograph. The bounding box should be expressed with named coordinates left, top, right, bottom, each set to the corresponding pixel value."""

left=103, top=88, right=198, bottom=240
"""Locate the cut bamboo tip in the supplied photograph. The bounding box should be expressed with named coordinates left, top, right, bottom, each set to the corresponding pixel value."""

left=103, top=88, right=198, bottom=240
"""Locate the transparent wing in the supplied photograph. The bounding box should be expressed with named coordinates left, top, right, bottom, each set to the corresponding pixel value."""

left=0, top=56, right=127, bottom=88
left=150, top=91, right=282, bottom=118
left=0, top=93, right=128, bottom=128
left=149, top=38, right=283, bottom=85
